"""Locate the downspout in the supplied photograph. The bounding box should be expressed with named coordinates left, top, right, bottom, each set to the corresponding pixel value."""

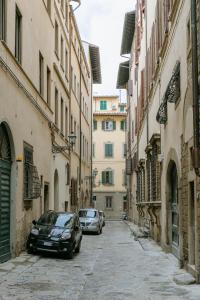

left=191, top=0, right=200, bottom=175
left=69, top=6, right=73, bottom=210
left=79, top=54, right=82, bottom=208
left=145, top=0, right=149, bottom=144
left=90, top=74, right=93, bottom=207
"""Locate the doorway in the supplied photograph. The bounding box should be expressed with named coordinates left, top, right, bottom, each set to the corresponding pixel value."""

left=0, top=124, right=12, bottom=263
left=44, top=183, right=49, bottom=213
left=167, top=161, right=179, bottom=257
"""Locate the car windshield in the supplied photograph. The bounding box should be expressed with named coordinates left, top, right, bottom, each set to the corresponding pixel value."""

left=79, top=210, right=97, bottom=218
left=37, top=212, right=73, bottom=228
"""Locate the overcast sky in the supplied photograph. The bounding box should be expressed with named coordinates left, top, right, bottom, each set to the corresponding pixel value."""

left=75, top=0, right=135, bottom=98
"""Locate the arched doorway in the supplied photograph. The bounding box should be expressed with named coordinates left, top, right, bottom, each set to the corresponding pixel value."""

left=54, top=170, right=59, bottom=211
left=0, top=123, right=12, bottom=262
left=167, top=161, right=179, bottom=257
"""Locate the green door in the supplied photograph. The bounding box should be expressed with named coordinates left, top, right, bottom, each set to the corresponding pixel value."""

left=0, top=159, right=11, bottom=262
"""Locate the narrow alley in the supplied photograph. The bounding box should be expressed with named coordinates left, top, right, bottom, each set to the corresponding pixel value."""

left=0, top=221, right=199, bottom=300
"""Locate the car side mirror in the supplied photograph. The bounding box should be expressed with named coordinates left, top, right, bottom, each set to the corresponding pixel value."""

left=32, top=220, right=37, bottom=226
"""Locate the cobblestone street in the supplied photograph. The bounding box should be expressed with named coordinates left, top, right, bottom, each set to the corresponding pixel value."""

left=0, top=221, right=200, bottom=300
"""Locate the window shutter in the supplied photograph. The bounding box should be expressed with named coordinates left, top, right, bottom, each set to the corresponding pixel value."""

left=93, top=120, right=97, bottom=130
left=110, top=144, right=113, bottom=157
left=105, top=144, right=108, bottom=157
left=109, top=171, right=113, bottom=185
left=113, top=121, right=116, bottom=130
left=102, top=171, right=106, bottom=184
left=102, top=121, right=105, bottom=130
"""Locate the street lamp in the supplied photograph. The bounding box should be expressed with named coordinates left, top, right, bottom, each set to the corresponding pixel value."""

left=52, top=132, right=76, bottom=153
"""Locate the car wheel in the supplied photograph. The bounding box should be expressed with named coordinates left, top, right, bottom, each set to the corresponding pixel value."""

left=96, top=226, right=101, bottom=235
left=75, top=240, right=81, bottom=253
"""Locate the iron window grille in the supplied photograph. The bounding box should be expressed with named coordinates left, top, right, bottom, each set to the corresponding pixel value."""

left=166, top=61, right=180, bottom=103
left=24, top=147, right=41, bottom=200
left=146, top=136, right=161, bottom=202
left=136, top=161, right=145, bottom=203
left=156, top=98, right=168, bottom=124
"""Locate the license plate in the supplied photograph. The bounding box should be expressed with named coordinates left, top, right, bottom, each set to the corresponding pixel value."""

left=44, top=241, right=52, bottom=246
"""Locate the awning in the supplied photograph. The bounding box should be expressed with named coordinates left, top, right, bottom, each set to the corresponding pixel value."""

left=89, top=45, right=102, bottom=84
left=116, top=60, right=129, bottom=89
left=120, top=11, right=136, bottom=55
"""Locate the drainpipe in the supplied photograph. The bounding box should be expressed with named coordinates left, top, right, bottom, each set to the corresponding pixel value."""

left=191, top=0, right=200, bottom=175
left=79, top=54, right=82, bottom=208
left=145, top=0, right=149, bottom=145
left=69, top=6, right=73, bottom=210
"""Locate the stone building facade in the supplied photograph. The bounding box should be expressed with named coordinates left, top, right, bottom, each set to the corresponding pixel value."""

left=0, top=0, right=101, bottom=262
left=117, top=0, right=200, bottom=281
left=93, top=96, right=127, bottom=219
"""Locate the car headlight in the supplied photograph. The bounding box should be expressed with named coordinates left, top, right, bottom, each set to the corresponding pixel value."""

left=31, top=228, right=39, bottom=236
left=61, top=230, right=71, bottom=240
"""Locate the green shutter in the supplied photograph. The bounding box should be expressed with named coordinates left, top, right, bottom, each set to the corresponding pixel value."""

left=109, top=171, right=113, bottom=185
left=102, top=121, right=105, bottom=130
left=102, top=171, right=106, bottom=184
left=120, top=120, right=125, bottom=130
left=93, top=120, right=97, bottom=130
left=113, top=121, right=116, bottom=130
left=100, top=101, right=107, bottom=110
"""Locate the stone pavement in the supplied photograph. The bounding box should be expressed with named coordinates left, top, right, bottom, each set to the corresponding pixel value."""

left=0, top=221, right=200, bottom=300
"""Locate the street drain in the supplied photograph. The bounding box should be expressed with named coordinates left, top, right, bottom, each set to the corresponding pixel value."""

left=74, top=265, right=81, bottom=268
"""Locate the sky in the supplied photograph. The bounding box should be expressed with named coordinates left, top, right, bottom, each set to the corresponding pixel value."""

left=75, top=0, right=135, bottom=98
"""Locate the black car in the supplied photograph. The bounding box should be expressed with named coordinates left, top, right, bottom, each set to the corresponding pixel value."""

left=27, top=211, right=82, bottom=259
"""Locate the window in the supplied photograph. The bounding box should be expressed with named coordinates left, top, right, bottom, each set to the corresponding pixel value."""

left=187, top=18, right=191, bottom=50
left=74, top=75, right=76, bottom=95
left=120, top=120, right=126, bottom=131
left=15, top=6, right=22, bottom=63
left=105, top=143, right=113, bottom=158
left=102, top=120, right=116, bottom=131
left=47, top=0, right=51, bottom=16
left=24, top=145, right=33, bottom=199
left=120, top=106, right=125, bottom=112
left=0, top=0, right=6, bottom=41
left=61, top=0, right=64, bottom=12
left=65, top=107, right=68, bottom=139
left=102, top=170, right=113, bottom=185
left=55, top=88, right=58, bottom=126
left=61, top=98, right=64, bottom=133
left=65, top=2, right=68, bottom=27
left=100, top=100, right=107, bottom=110
left=123, top=143, right=127, bottom=158
left=66, top=163, right=70, bottom=185
left=39, top=52, right=44, bottom=96
left=122, top=170, right=127, bottom=186
left=105, top=196, right=112, bottom=208
left=60, top=36, right=64, bottom=68
left=55, top=20, right=59, bottom=55
left=92, top=143, right=95, bottom=158
left=47, top=66, right=51, bottom=105
left=65, top=49, right=68, bottom=78
left=93, top=120, right=97, bottom=130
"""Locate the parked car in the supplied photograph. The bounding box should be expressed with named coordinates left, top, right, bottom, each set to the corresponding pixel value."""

left=27, top=210, right=82, bottom=259
left=99, top=211, right=105, bottom=227
left=79, top=208, right=102, bottom=234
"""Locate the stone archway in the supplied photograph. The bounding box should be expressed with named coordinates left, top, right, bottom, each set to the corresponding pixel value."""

left=0, top=123, right=12, bottom=262
left=54, top=169, right=59, bottom=211
left=166, top=160, right=179, bottom=258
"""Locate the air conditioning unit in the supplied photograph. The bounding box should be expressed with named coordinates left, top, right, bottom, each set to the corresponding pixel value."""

left=112, top=104, right=116, bottom=110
